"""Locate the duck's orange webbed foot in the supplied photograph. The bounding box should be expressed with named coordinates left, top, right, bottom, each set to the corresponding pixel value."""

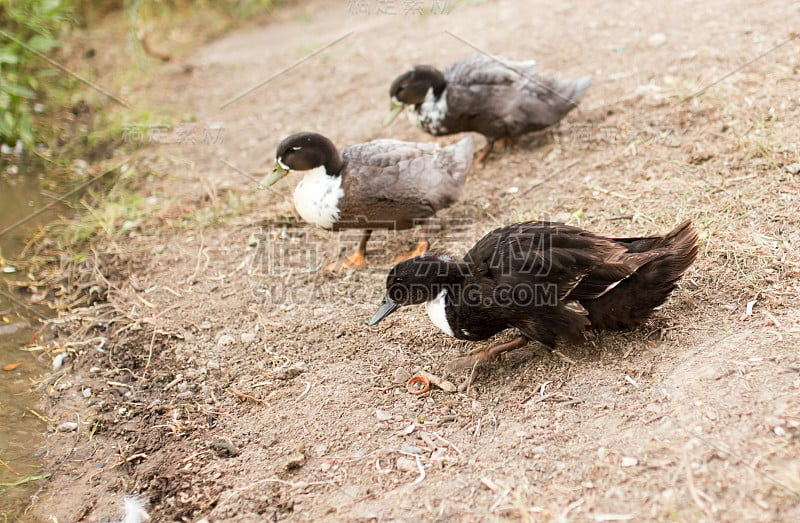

left=324, top=251, right=367, bottom=272
left=393, top=239, right=429, bottom=264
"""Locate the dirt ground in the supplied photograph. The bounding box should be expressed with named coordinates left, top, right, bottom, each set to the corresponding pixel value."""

left=28, top=0, right=800, bottom=521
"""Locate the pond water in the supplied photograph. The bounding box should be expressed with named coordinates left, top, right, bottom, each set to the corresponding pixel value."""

left=0, top=169, right=65, bottom=519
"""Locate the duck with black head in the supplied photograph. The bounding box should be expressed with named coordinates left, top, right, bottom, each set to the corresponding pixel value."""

left=385, top=55, right=592, bottom=164
left=369, top=220, right=698, bottom=370
left=263, top=132, right=474, bottom=271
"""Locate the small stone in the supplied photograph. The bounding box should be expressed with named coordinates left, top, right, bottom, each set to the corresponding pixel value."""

left=396, top=456, right=417, bottom=472
left=398, top=423, right=416, bottom=436
left=82, top=388, right=92, bottom=398
left=57, top=422, right=78, bottom=432
left=375, top=409, right=392, bottom=421
left=399, top=444, right=425, bottom=456
left=392, top=367, right=412, bottom=384
left=209, top=440, right=240, bottom=458
left=199, top=321, right=212, bottom=330
left=52, top=353, right=68, bottom=371
left=241, top=332, right=257, bottom=344
left=217, top=334, right=235, bottom=346
left=785, top=163, right=800, bottom=174
left=648, top=33, right=667, bottom=48
left=206, top=360, right=220, bottom=370
left=2, top=266, right=17, bottom=273
left=621, top=456, right=639, bottom=467
left=176, top=391, right=193, bottom=400
left=284, top=445, right=306, bottom=471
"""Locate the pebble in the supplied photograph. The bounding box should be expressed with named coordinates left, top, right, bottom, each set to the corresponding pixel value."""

left=396, top=456, right=418, bottom=472
left=648, top=33, right=667, bottom=48
left=241, top=332, right=257, bottom=344
left=176, top=391, right=193, bottom=400
left=392, top=367, right=412, bottom=385
left=375, top=409, right=392, bottom=421
left=785, top=163, right=800, bottom=174
left=399, top=444, right=425, bottom=456
left=52, top=353, right=68, bottom=371
left=82, top=388, right=92, bottom=398
left=217, top=334, right=235, bottom=346
left=209, top=440, right=240, bottom=458
left=57, top=422, right=78, bottom=432
left=206, top=360, right=221, bottom=370
left=621, top=456, right=639, bottom=467
left=200, top=321, right=212, bottom=330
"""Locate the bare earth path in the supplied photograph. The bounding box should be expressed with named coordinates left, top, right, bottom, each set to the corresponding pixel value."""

left=33, top=0, right=799, bottom=521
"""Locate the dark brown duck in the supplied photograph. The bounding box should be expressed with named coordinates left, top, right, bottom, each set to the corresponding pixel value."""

left=369, top=220, right=698, bottom=368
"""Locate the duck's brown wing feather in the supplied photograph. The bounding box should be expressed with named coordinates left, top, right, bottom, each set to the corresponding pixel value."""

left=584, top=220, right=698, bottom=330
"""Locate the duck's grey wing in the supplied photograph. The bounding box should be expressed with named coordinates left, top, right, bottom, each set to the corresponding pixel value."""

left=444, top=71, right=591, bottom=137
left=444, top=55, right=538, bottom=87
left=513, top=74, right=592, bottom=128
left=335, top=140, right=470, bottom=229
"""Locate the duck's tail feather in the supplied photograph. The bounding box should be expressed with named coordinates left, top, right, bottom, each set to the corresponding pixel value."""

left=441, top=135, right=475, bottom=180
left=549, top=75, right=592, bottom=107
left=572, top=76, right=593, bottom=103
left=585, top=220, right=698, bottom=330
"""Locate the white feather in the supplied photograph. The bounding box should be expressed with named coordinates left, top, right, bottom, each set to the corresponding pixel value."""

left=425, top=289, right=454, bottom=337
left=292, top=165, right=344, bottom=229
left=118, top=495, right=149, bottom=523
left=408, top=87, right=449, bottom=134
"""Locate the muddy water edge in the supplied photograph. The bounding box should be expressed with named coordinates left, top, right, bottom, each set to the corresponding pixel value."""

left=0, top=166, right=66, bottom=520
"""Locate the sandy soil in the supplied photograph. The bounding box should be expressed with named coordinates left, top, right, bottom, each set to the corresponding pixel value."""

left=29, top=0, right=800, bottom=521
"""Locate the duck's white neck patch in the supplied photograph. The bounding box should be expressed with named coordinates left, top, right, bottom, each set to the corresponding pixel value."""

left=425, top=289, right=454, bottom=337
left=292, top=165, right=344, bottom=230
left=408, top=87, right=448, bottom=134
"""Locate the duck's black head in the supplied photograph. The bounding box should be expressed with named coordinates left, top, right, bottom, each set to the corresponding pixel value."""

left=368, top=253, right=468, bottom=325
left=384, top=66, right=447, bottom=126
left=262, top=132, right=344, bottom=187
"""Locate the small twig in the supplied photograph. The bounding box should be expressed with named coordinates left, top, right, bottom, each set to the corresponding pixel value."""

left=295, top=381, right=311, bottom=402
left=431, top=431, right=464, bottom=456
left=682, top=443, right=710, bottom=513
left=229, top=387, right=264, bottom=404
left=0, top=457, right=22, bottom=476
left=142, top=327, right=157, bottom=379
left=411, top=456, right=426, bottom=485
